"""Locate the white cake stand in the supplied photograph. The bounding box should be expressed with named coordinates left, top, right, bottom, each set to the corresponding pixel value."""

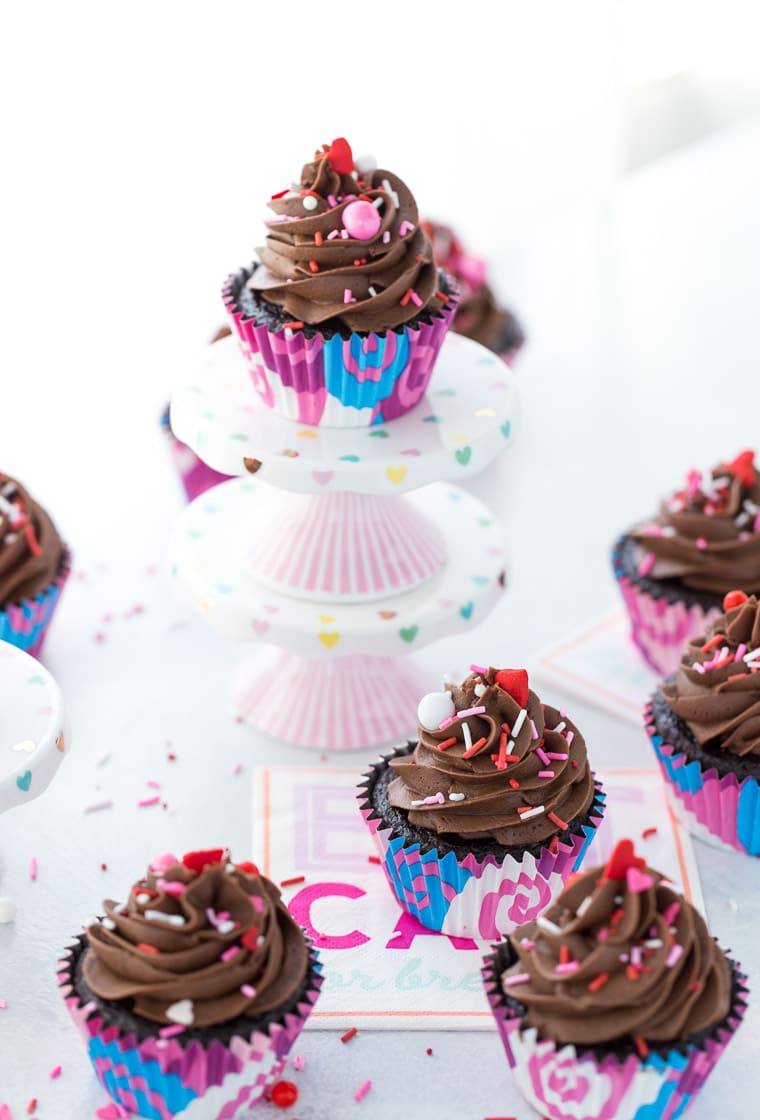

left=169, top=331, right=517, bottom=750
left=0, top=640, right=67, bottom=919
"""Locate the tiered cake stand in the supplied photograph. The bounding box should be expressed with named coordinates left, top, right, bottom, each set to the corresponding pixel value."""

left=169, top=331, right=518, bottom=750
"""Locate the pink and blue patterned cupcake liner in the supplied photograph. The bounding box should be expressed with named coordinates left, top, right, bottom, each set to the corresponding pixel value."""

left=612, top=538, right=721, bottom=677
left=0, top=546, right=71, bottom=657
left=160, top=406, right=230, bottom=502
left=482, top=941, right=747, bottom=1120
left=58, top=937, right=322, bottom=1119
left=644, top=698, right=760, bottom=856
left=358, top=758, right=605, bottom=939
left=223, top=267, right=458, bottom=428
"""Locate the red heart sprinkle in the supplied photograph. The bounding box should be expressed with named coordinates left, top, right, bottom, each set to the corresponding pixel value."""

left=723, top=589, right=748, bottom=612
left=325, top=137, right=354, bottom=175
left=719, top=449, right=756, bottom=488
left=235, top=861, right=260, bottom=876
left=181, top=849, right=225, bottom=873
left=494, top=668, right=529, bottom=708
left=241, top=927, right=260, bottom=951
left=603, top=838, right=645, bottom=882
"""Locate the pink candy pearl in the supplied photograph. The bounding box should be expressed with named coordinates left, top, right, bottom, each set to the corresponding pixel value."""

left=341, top=199, right=381, bottom=241
left=150, top=851, right=179, bottom=873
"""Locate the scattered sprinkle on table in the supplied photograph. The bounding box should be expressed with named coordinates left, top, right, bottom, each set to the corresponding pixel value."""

left=280, top=875, right=305, bottom=888
left=291, top=1053, right=307, bottom=1071
left=355, top=1080, right=372, bottom=1102
left=341, top=1026, right=357, bottom=1043
left=641, top=827, right=657, bottom=839
left=29, top=858, right=38, bottom=882
left=367, top=855, right=381, bottom=864
left=85, top=798, right=113, bottom=814
left=49, top=1065, right=62, bottom=1079
left=138, top=795, right=160, bottom=808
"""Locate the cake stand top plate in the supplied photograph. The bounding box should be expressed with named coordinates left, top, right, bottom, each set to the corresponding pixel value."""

left=170, top=332, right=518, bottom=495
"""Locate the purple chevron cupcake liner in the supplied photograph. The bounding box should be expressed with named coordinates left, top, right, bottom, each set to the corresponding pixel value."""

left=160, top=406, right=230, bottom=502
left=482, top=942, right=747, bottom=1120
left=612, top=537, right=721, bottom=676
left=58, top=937, right=322, bottom=1119
left=358, top=754, right=605, bottom=939
left=223, top=267, right=458, bottom=428
left=0, top=545, right=71, bottom=657
left=644, top=699, right=760, bottom=856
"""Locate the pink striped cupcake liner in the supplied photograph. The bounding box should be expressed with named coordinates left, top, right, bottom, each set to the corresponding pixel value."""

left=644, top=698, right=760, bottom=856
left=358, top=752, right=605, bottom=938
left=482, top=941, right=747, bottom=1120
left=0, top=546, right=71, bottom=657
left=58, top=936, right=322, bottom=1119
left=223, top=267, right=458, bottom=428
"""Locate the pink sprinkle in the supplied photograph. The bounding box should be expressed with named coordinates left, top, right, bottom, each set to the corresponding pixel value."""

left=529, top=720, right=539, bottom=740
left=438, top=715, right=457, bottom=730
left=598, top=927, right=609, bottom=941
left=564, top=731, right=574, bottom=747
left=457, top=705, right=485, bottom=719
left=631, top=946, right=643, bottom=968
left=138, top=795, right=160, bottom=808
left=735, top=644, right=747, bottom=661
left=520, top=939, right=535, bottom=949
left=340, top=229, right=350, bottom=239
left=692, top=661, right=705, bottom=674
left=327, top=229, right=340, bottom=240
left=291, top=1053, right=307, bottom=1071
left=0, top=999, right=7, bottom=1009
left=469, top=663, right=488, bottom=674
left=663, top=901, right=680, bottom=926
left=555, top=961, right=580, bottom=974
left=755, top=512, right=760, bottom=532
left=50, top=1064, right=62, bottom=1079
left=638, top=552, right=656, bottom=577
left=221, top=945, right=240, bottom=962
left=666, top=943, right=684, bottom=968
left=240, top=984, right=257, bottom=998
left=157, top=879, right=186, bottom=896
left=355, top=1080, right=372, bottom=1102
left=538, top=770, right=555, bottom=778
left=96, top=1106, right=130, bottom=1120
left=29, top=857, right=38, bottom=881
left=382, top=230, right=391, bottom=244
left=251, top=895, right=265, bottom=913
left=146, top=779, right=161, bottom=789
left=159, top=1024, right=185, bottom=1038
left=536, top=748, right=550, bottom=766
left=409, top=290, right=423, bottom=307
left=327, top=194, right=337, bottom=207
left=546, top=752, right=568, bottom=760
left=696, top=537, right=708, bottom=550
left=343, top=288, right=353, bottom=304
left=232, top=761, right=242, bottom=775
left=503, top=972, right=531, bottom=987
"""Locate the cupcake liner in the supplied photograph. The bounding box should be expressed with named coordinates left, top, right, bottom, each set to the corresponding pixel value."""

left=612, top=539, right=721, bottom=676
left=482, top=941, right=747, bottom=1120
left=58, top=936, right=322, bottom=1119
left=358, top=753, right=605, bottom=938
left=644, top=699, right=760, bottom=856
left=223, top=267, right=459, bottom=428
left=160, top=406, right=230, bottom=502
left=0, top=546, right=71, bottom=657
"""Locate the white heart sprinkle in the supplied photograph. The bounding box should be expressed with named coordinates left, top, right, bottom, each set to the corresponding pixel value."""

left=165, top=999, right=194, bottom=1026
left=11, top=740, right=36, bottom=753
left=216, top=920, right=235, bottom=935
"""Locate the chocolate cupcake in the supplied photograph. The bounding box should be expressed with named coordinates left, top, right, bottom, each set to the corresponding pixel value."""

left=645, top=589, right=760, bottom=855
left=58, top=848, right=322, bottom=1118
left=0, top=472, right=69, bottom=655
left=483, top=839, right=747, bottom=1120
left=613, top=450, right=760, bottom=674
left=422, top=218, right=525, bottom=362
left=223, top=138, right=458, bottom=427
left=358, top=665, right=604, bottom=938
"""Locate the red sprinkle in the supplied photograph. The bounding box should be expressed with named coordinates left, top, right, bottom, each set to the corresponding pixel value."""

left=626, top=964, right=640, bottom=981
left=462, top=737, right=488, bottom=759
left=508, top=778, right=520, bottom=789
left=367, top=855, right=381, bottom=865
left=437, top=736, right=458, bottom=751
left=548, top=811, right=569, bottom=831
left=281, top=321, right=304, bottom=330
left=27, top=1101, right=37, bottom=1116
left=560, top=945, right=571, bottom=965
left=689, top=980, right=702, bottom=992
left=435, top=290, right=449, bottom=300
left=309, top=260, right=319, bottom=273
left=634, top=1036, right=649, bottom=1059
left=241, top=927, right=261, bottom=951
left=280, top=876, right=305, bottom=887
left=641, top=827, right=658, bottom=839
left=167, top=752, right=177, bottom=761
left=588, top=972, right=609, bottom=991
left=137, top=943, right=160, bottom=955
left=314, top=231, right=323, bottom=246
left=341, top=1026, right=357, bottom=1043
left=400, top=289, right=413, bottom=307
left=700, top=633, right=726, bottom=653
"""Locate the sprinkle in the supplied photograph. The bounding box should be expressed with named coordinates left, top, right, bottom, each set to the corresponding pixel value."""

left=598, top=927, right=609, bottom=940
left=146, top=779, right=161, bottom=789
left=462, top=722, right=473, bottom=751
left=588, top=972, right=609, bottom=991
left=631, top=946, right=643, bottom=968
left=437, top=736, right=458, bottom=751
left=457, top=705, right=486, bottom=719
left=382, top=230, right=391, bottom=243
left=642, top=827, right=658, bottom=839
left=27, top=1101, right=37, bottom=1116
left=508, top=778, right=520, bottom=789
left=409, top=290, right=423, bottom=307
left=367, top=855, right=381, bottom=864
left=663, top=901, right=680, bottom=926
left=695, top=537, right=708, bottom=550
left=240, top=984, right=257, bottom=998
left=341, top=1026, right=358, bottom=1043
left=138, top=796, right=160, bottom=808
left=735, top=643, right=747, bottom=661
left=645, top=938, right=663, bottom=949
left=136, top=942, right=160, bottom=954
left=435, top=290, right=448, bottom=300
left=371, top=197, right=384, bottom=209
left=503, top=972, right=531, bottom=987
left=314, top=230, right=323, bottom=246
left=538, top=770, right=555, bottom=779
left=548, top=811, right=569, bottom=830
left=292, top=1053, right=307, bottom=1071
left=280, top=876, right=305, bottom=888
left=327, top=229, right=340, bottom=239
left=555, top=961, right=580, bottom=975
left=626, top=964, right=639, bottom=981
left=634, top=1036, right=649, bottom=1059
left=666, top=944, right=683, bottom=968
left=536, top=916, right=561, bottom=935
left=469, top=663, right=488, bottom=674
left=743, top=647, right=760, bottom=663
left=638, top=552, right=655, bottom=576
left=564, top=731, right=574, bottom=747
left=50, top=1064, right=62, bottom=1078
left=400, top=288, right=413, bottom=307
left=546, top=752, right=568, bottom=760
left=448, top=792, right=465, bottom=801
left=511, top=709, right=528, bottom=739
left=355, top=1080, right=372, bottom=1103
left=529, top=719, right=539, bottom=739
left=327, top=194, right=337, bottom=207
left=282, top=321, right=304, bottom=330
left=221, top=945, right=240, bottom=962
left=575, top=895, right=592, bottom=916
left=29, top=857, right=37, bottom=881
left=308, top=260, right=320, bottom=273
left=438, top=715, right=457, bottom=730
left=343, top=288, right=353, bottom=304
left=536, top=747, right=551, bottom=766
left=368, top=285, right=378, bottom=297
left=84, top=798, right=113, bottom=813
left=398, top=220, right=415, bottom=236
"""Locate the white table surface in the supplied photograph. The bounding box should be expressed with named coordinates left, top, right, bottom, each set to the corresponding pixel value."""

left=2, top=117, right=760, bottom=1118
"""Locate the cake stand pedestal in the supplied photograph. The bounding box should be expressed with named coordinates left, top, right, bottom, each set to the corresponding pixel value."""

left=169, top=332, right=518, bottom=750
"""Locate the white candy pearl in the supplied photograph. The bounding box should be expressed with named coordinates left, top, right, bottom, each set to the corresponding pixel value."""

left=302, top=195, right=318, bottom=211
left=417, top=691, right=456, bottom=731
left=0, top=897, right=17, bottom=923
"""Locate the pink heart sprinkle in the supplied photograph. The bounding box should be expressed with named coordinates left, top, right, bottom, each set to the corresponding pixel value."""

left=251, top=619, right=269, bottom=637
left=626, top=867, right=654, bottom=893
left=401, top=448, right=421, bottom=457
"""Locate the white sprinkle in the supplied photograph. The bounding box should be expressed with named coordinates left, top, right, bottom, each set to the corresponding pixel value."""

left=84, top=798, right=113, bottom=814
left=216, top=920, right=235, bottom=934
left=462, top=721, right=472, bottom=751
left=728, top=898, right=739, bottom=913
left=519, top=805, right=545, bottom=821
left=145, top=911, right=186, bottom=926
left=552, top=721, right=566, bottom=734
left=536, top=916, right=562, bottom=934
left=411, top=799, right=426, bottom=807
left=371, top=196, right=384, bottom=209
left=448, top=792, right=465, bottom=801
left=382, top=230, right=391, bottom=244
left=512, top=709, right=528, bottom=738
left=645, top=938, right=663, bottom=948
left=575, top=896, right=592, bottom=916
left=743, top=648, right=760, bottom=663
left=302, top=195, right=318, bottom=211
left=102, top=918, right=117, bottom=930
left=474, top=682, right=486, bottom=697
left=744, top=499, right=759, bottom=515
left=368, top=286, right=378, bottom=297
left=135, top=893, right=152, bottom=904
left=381, top=178, right=400, bottom=206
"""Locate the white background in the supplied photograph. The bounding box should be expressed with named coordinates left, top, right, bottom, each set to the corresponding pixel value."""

left=2, top=2, right=760, bottom=1117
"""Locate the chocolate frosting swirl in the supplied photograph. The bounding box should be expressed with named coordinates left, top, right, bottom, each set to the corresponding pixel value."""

left=501, top=842, right=731, bottom=1046
left=247, top=140, right=441, bottom=332
left=83, top=851, right=309, bottom=1028
left=387, top=668, right=596, bottom=845
left=662, top=594, right=760, bottom=756
left=631, top=451, right=760, bottom=593
left=0, top=473, right=63, bottom=606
